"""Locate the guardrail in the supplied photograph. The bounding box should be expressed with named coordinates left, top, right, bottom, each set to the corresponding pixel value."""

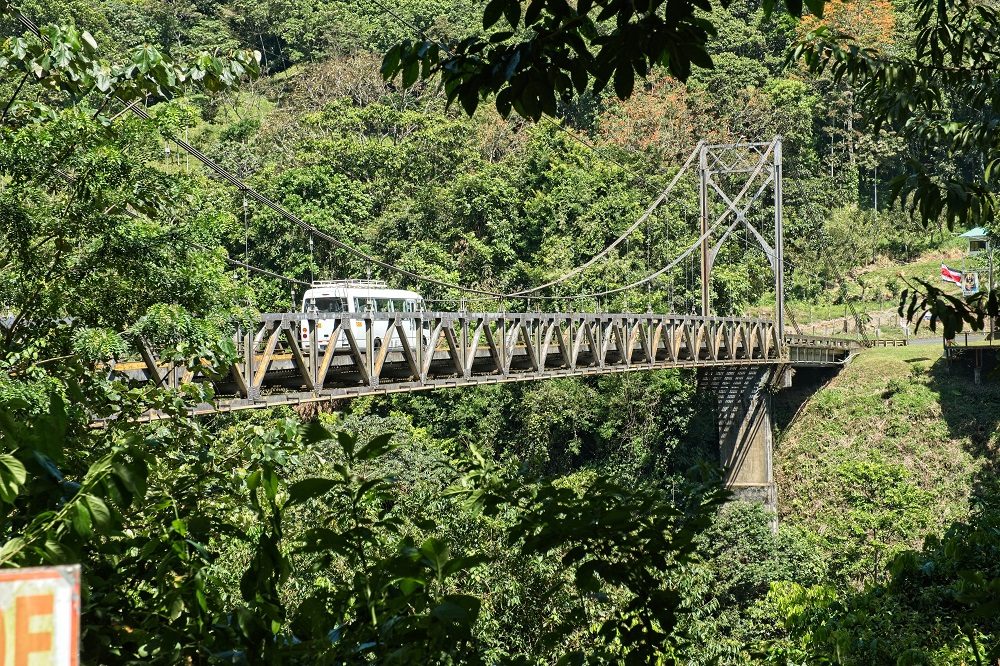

left=864, top=339, right=908, bottom=348
left=783, top=334, right=861, bottom=349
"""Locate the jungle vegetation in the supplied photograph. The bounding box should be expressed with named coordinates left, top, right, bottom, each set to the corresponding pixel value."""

left=0, top=0, right=997, bottom=663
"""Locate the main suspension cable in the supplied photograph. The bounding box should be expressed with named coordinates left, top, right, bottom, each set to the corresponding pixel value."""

left=506, top=142, right=701, bottom=296
left=535, top=209, right=734, bottom=300
left=14, top=10, right=715, bottom=305
left=531, top=140, right=775, bottom=300
left=12, top=11, right=507, bottom=297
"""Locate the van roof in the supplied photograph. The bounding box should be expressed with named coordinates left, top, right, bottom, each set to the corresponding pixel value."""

left=303, top=287, right=423, bottom=299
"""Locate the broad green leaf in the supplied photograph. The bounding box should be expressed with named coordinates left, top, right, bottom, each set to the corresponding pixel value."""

left=356, top=432, right=395, bottom=461
left=71, top=503, right=92, bottom=538
left=0, top=453, right=26, bottom=485
left=286, top=477, right=338, bottom=506
left=82, top=494, right=111, bottom=528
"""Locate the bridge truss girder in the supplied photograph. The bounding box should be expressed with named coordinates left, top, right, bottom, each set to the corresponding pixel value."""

left=112, top=312, right=787, bottom=420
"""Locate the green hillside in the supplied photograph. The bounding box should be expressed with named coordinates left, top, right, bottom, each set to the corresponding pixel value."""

left=777, top=346, right=1000, bottom=585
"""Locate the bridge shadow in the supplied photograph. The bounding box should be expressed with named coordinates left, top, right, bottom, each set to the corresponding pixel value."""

left=926, top=349, right=1000, bottom=509
left=771, top=366, right=841, bottom=436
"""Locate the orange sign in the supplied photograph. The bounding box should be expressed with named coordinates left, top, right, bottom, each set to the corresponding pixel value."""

left=0, top=566, right=80, bottom=666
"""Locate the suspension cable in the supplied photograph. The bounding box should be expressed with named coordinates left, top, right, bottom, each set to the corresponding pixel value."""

left=12, top=11, right=508, bottom=297
left=531, top=140, right=775, bottom=300
left=126, top=105, right=510, bottom=296
left=540, top=208, right=735, bottom=300
left=505, top=142, right=701, bottom=296
left=14, top=10, right=726, bottom=306
left=49, top=163, right=310, bottom=289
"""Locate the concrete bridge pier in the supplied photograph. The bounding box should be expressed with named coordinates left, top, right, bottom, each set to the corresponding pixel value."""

left=698, top=365, right=790, bottom=512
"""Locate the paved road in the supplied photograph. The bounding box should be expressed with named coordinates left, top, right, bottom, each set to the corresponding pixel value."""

left=905, top=333, right=997, bottom=347
left=908, top=336, right=944, bottom=347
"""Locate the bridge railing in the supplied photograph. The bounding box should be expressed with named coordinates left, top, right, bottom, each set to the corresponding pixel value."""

left=113, top=312, right=786, bottom=409
left=863, top=338, right=908, bottom=348
left=783, top=333, right=861, bottom=349
left=783, top=333, right=861, bottom=366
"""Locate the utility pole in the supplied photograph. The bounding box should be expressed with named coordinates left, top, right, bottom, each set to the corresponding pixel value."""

left=990, top=236, right=996, bottom=340
left=873, top=165, right=878, bottom=211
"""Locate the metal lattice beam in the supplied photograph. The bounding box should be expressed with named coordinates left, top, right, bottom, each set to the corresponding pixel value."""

left=101, top=311, right=832, bottom=421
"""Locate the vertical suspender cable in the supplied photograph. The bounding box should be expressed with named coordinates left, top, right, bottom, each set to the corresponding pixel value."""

left=309, top=235, right=315, bottom=284
left=243, top=194, right=249, bottom=286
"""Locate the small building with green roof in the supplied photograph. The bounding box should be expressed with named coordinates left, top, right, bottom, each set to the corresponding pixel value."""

left=960, top=226, right=991, bottom=254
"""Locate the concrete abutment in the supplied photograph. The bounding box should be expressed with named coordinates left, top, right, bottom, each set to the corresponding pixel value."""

left=698, top=365, right=790, bottom=513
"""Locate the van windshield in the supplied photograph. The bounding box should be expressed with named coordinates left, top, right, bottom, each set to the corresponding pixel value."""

left=304, top=297, right=347, bottom=313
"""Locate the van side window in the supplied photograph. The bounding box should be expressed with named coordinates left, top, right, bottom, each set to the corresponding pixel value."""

left=303, top=297, right=347, bottom=313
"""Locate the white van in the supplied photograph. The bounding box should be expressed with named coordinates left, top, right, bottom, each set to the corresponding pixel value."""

left=299, top=280, right=426, bottom=351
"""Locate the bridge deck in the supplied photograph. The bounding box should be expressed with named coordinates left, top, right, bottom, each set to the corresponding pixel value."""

left=104, top=312, right=859, bottom=420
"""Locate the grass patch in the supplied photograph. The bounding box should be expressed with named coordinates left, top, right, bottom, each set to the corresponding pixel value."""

left=776, top=345, right=1000, bottom=585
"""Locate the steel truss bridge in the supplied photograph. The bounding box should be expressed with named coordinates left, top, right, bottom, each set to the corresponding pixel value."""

left=112, top=312, right=858, bottom=419
left=84, top=133, right=874, bottom=508
left=99, top=136, right=869, bottom=422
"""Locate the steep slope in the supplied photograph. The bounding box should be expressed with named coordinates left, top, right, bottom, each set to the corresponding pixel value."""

left=774, top=346, right=1000, bottom=584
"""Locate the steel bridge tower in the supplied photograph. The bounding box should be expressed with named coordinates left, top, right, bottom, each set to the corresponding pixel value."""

left=698, top=138, right=784, bottom=338
left=695, top=138, right=786, bottom=511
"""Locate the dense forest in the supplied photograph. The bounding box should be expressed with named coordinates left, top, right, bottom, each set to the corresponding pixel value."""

left=0, top=0, right=998, bottom=663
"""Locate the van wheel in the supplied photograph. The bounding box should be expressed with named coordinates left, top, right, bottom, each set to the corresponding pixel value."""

left=422, top=334, right=428, bottom=346
left=373, top=337, right=382, bottom=350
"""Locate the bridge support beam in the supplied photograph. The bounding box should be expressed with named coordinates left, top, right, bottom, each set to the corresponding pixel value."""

left=698, top=364, right=789, bottom=512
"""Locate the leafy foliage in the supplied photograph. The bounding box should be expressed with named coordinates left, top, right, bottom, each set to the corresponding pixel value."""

left=2, top=0, right=998, bottom=663
left=771, top=500, right=1000, bottom=663
left=898, top=278, right=999, bottom=340
left=795, top=0, right=999, bottom=229
left=381, top=0, right=826, bottom=120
